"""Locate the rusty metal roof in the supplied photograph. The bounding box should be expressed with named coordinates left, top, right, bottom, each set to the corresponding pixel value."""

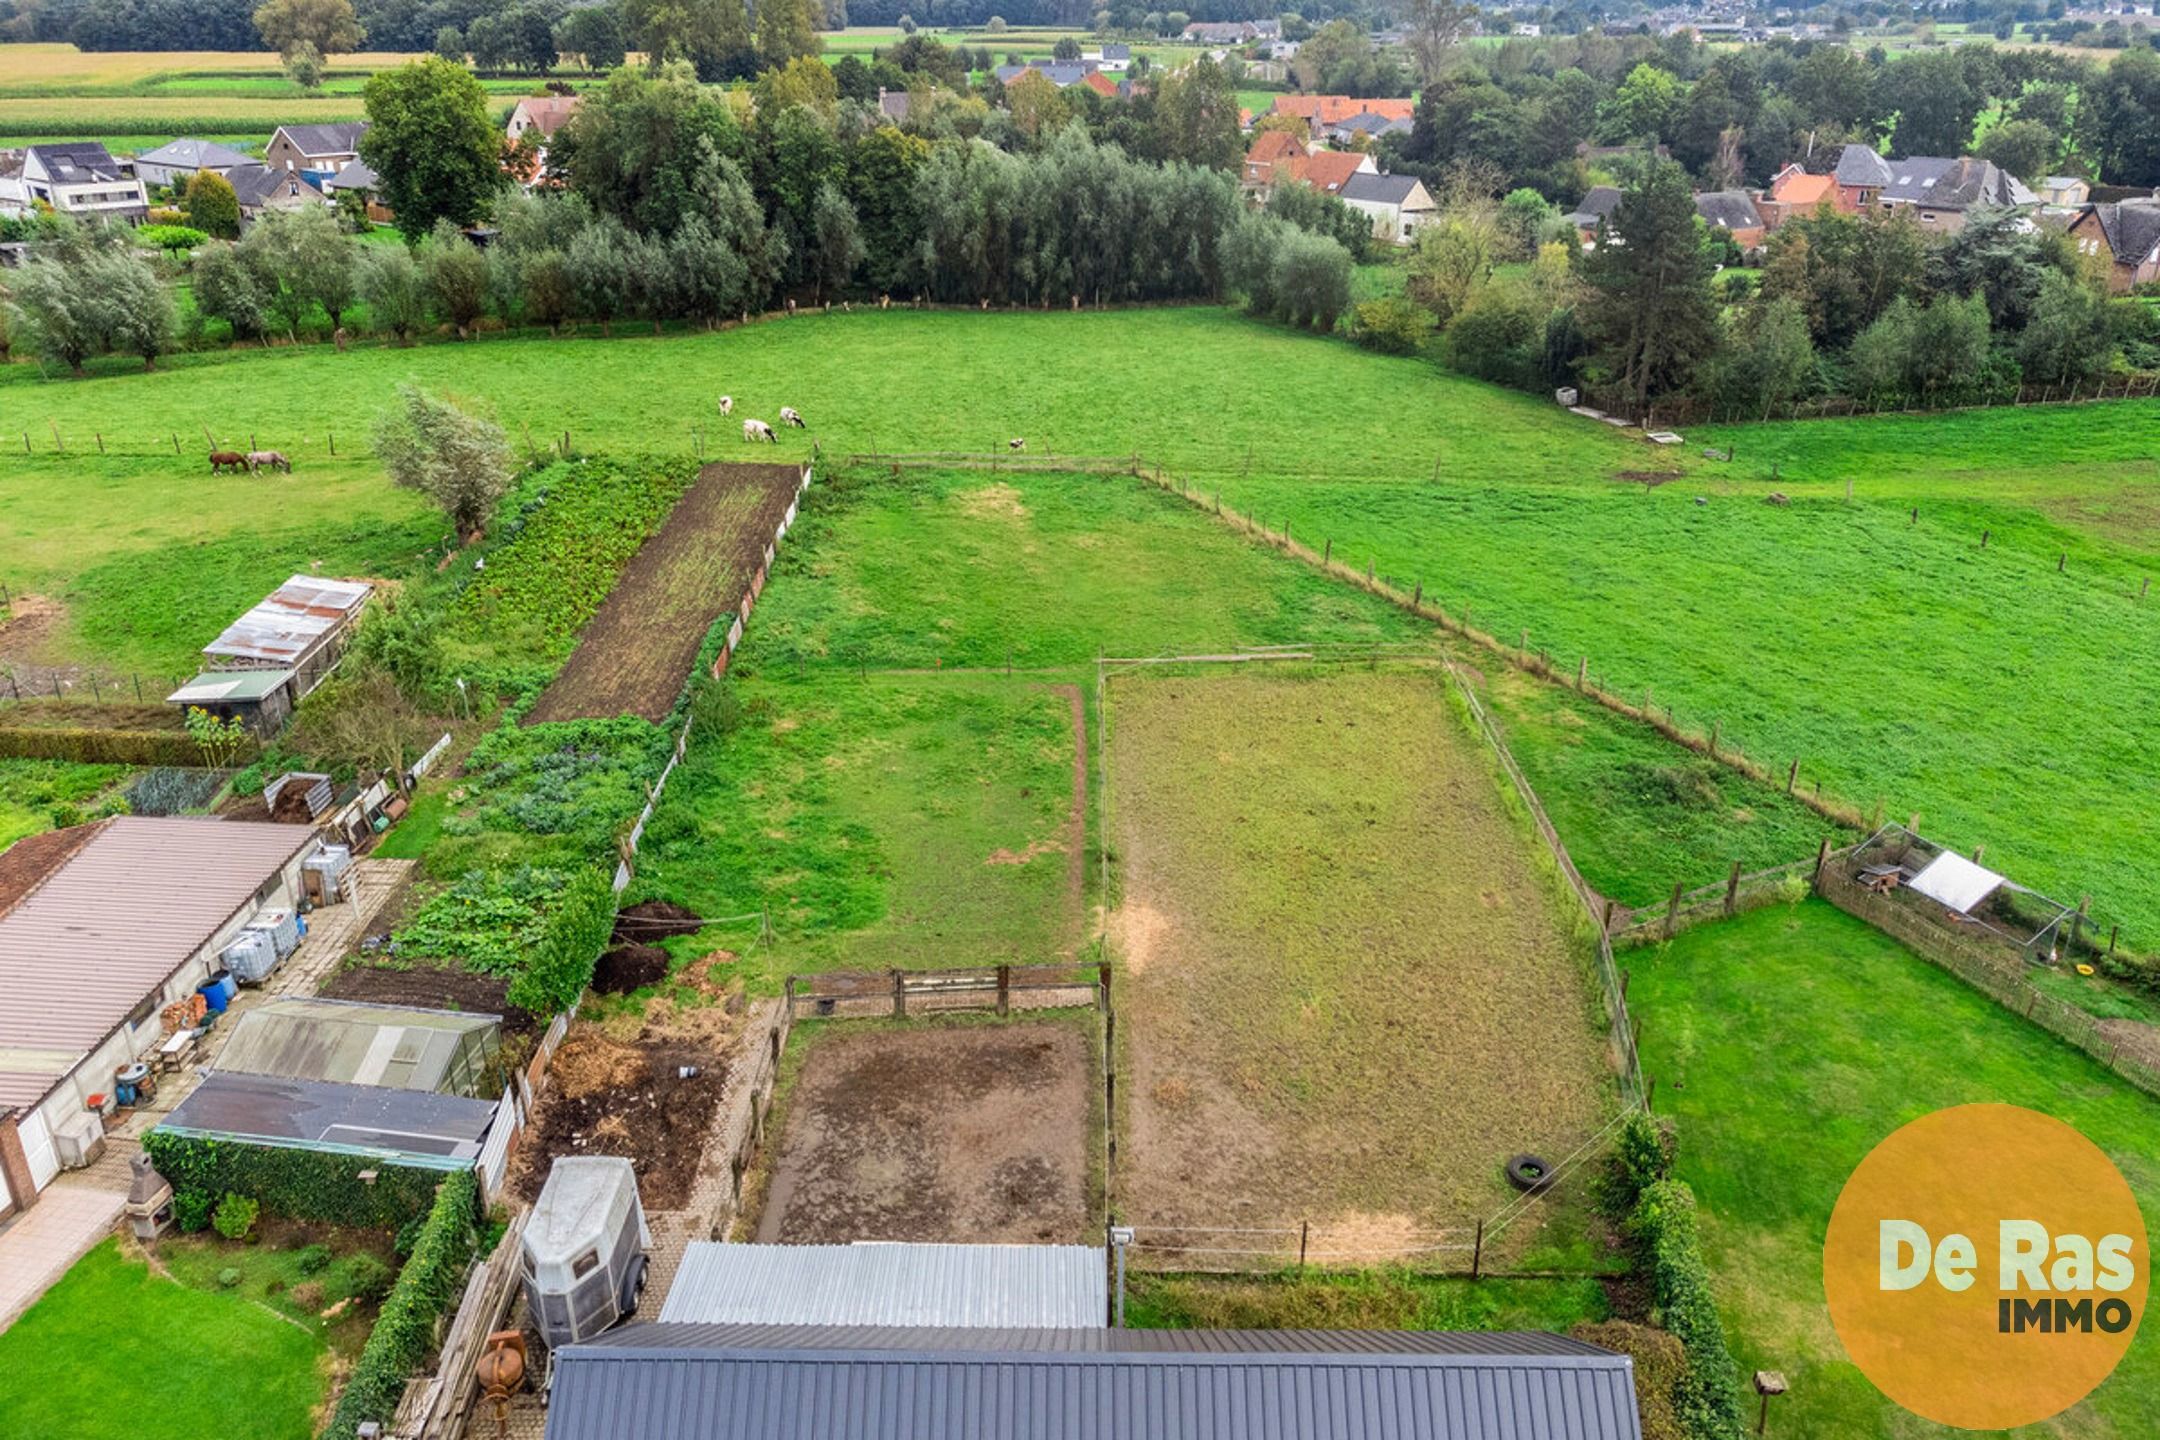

left=0, top=817, right=316, bottom=1109
left=202, top=575, right=370, bottom=668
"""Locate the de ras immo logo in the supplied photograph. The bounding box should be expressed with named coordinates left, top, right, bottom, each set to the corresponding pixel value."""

left=1823, top=1103, right=2147, bottom=1429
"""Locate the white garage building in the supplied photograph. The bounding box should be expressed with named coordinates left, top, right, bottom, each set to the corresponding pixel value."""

left=0, top=817, right=316, bottom=1218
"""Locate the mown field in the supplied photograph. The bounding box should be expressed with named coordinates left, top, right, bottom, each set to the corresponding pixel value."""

left=1631, top=900, right=2160, bottom=1439
left=1106, top=665, right=1612, bottom=1240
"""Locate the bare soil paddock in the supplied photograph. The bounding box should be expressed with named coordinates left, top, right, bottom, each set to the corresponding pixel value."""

left=750, top=1019, right=1095, bottom=1244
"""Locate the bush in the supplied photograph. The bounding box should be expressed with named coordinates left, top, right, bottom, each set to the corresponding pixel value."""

left=1350, top=296, right=1430, bottom=355
left=508, top=866, right=619, bottom=1013
left=343, top=1253, right=397, bottom=1302
left=217, top=1266, right=242, bottom=1288
left=173, top=1188, right=214, bottom=1233
left=295, top=1243, right=333, bottom=1275
left=0, top=726, right=237, bottom=767
left=137, top=224, right=209, bottom=252
left=324, top=1172, right=482, bottom=1440
left=1630, top=1178, right=1747, bottom=1440
left=144, top=1132, right=448, bottom=1231
left=212, top=1191, right=260, bottom=1241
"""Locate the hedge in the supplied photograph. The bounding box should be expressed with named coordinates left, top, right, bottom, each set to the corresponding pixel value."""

left=325, top=1170, right=482, bottom=1440
left=0, top=726, right=239, bottom=767
left=1630, top=1179, right=1747, bottom=1439
left=506, top=865, right=618, bottom=1014
left=142, top=1131, right=449, bottom=1231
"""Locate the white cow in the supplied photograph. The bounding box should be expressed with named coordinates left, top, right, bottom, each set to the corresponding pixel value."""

left=743, top=419, right=777, bottom=443
left=717, top=395, right=734, bottom=416
left=1008, top=438, right=1026, bottom=451
left=779, top=406, right=806, bottom=428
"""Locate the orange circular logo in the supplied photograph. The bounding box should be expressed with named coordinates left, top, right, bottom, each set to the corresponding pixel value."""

left=1824, top=1104, right=2146, bottom=1429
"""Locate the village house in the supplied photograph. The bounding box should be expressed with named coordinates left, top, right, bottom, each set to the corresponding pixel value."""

left=1341, top=170, right=1437, bottom=243
left=1563, top=184, right=1623, bottom=244
left=1242, top=130, right=1307, bottom=193
left=1695, top=189, right=1768, bottom=249
left=1183, top=18, right=1279, bottom=42
left=1266, top=94, right=1416, bottom=141
left=507, top=94, right=581, bottom=147
left=993, top=60, right=1098, bottom=89
left=1295, top=148, right=1378, bottom=199
left=2067, top=200, right=2160, bottom=293
left=1874, top=155, right=2036, bottom=231
left=224, top=162, right=328, bottom=225
left=130, top=137, right=250, bottom=192
left=1082, top=42, right=1130, bottom=72
left=2039, top=175, right=2092, bottom=206
left=264, top=121, right=368, bottom=183
left=0, top=143, right=147, bottom=221
left=1758, top=162, right=1845, bottom=226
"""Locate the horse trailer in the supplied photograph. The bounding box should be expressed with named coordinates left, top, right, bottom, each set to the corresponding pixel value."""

left=522, top=1156, right=650, bottom=1351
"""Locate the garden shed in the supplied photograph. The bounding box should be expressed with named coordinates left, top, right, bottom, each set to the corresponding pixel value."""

left=165, top=667, right=297, bottom=735
left=201, top=575, right=371, bottom=695
left=1837, top=825, right=2084, bottom=961
left=158, top=1071, right=499, bottom=1169
left=215, top=998, right=502, bottom=1098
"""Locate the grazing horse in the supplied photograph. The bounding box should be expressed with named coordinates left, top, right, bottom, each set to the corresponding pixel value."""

left=778, top=407, right=806, bottom=428
left=717, top=395, right=734, bottom=416
left=742, top=419, right=777, bottom=443
left=209, top=450, right=248, bottom=475
left=246, top=450, right=291, bottom=474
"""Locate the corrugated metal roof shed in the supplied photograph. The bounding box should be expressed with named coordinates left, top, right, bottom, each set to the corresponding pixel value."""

left=216, top=997, right=502, bottom=1095
left=159, top=1071, right=497, bottom=1167
left=545, top=1327, right=1644, bottom=1440
left=0, top=817, right=316, bottom=1104
left=586, top=1325, right=1617, bottom=1357
left=659, top=1244, right=1107, bottom=1329
left=202, top=575, right=370, bottom=669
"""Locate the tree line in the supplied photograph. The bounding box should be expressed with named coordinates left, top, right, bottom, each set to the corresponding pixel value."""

left=1375, top=157, right=2160, bottom=422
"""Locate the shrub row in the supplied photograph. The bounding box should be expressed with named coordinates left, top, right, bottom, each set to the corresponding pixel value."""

left=142, top=1132, right=449, bottom=1231
left=324, top=1170, right=482, bottom=1440
left=1607, top=1112, right=1747, bottom=1440
left=506, top=865, right=619, bottom=1014
left=0, top=725, right=231, bottom=767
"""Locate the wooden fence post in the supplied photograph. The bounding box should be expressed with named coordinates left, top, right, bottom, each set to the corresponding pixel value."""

left=1299, top=1221, right=1309, bottom=1271
left=996, top=963, right=1011, bottom=1016
left=1471, top=1219, right=1484, bottom=1280
left=1786, top=757, right=1799, bottom=793
left=1724, top=860, right=1742, bottom=916
left=783, top=976, right=795, bottom=1020
left=1577, top=657, right=1588, bottom=691
left=1814, top=836, right=1832, bottom=883
left=1323, top=538, right=1331, bottom=566
left=1708, top=719, right=1719, bottom=758
left=1665, top=880, right=1684, bottom=938
left=891, top=969, right=906, bottom=1018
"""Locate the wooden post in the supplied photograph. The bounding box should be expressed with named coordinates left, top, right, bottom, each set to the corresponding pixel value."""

left=892, top=969, right=906, bottom=1018
left=1708, top=719, right=1720, bottom=758
left=1665, top=880, right=1684, bottom=938
left=2058, top=552, right=2066, bottom=573
left=1786, top=757, right=1798, bottom=793
left=1299, top=1221, right=1309, bottom=1270
left=172, top=433, right=180, bottom=455
left=1646, top=1076, right=1657, bottom=1113
left=1972, top=843, right=1985, bottom=864
left=1577, top=657, right=1588, bottom=691
left=2108, top=925, right=2119, bottom=955
left=1412, top=581, right=1422, bottom=610
left=328, top=432, right=335, bottom=456
left=1471, top=1219, right=1484, bottom=1280
left=996, top=963, right=1011, bottom=1016
left=1981, top=529, right=1989, bottom=549
left=1323, top=538, right=1332, bottom=566
left=1725, top=859, right=1742, bottom=916
left=49, top=420, right=62, bottom=452
left=1814, top=836, right=1832, bottom=883
left=1601, top=897, right=1616, bottom=934
left=95, top=433, right=103, bottom=454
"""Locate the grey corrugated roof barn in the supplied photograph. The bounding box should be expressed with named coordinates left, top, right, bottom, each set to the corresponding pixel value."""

left=543, top=1325, right=1644, bottom=1440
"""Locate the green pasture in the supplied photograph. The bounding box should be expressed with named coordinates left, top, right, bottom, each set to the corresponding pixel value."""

left=1219, top=451, right=2160, bottom=940
left=1631, top=901, right=2160, bottom=1438
left=1129, top=1268, right=1612, bottom=1333
left=0, top=757, right=129, bottom=850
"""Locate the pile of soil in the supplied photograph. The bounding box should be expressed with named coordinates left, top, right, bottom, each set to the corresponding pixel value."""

left=513, top=1026, right=726, bottom=1209
left=612, top=899, right=704, bottom=945
left=322, top=962, right=538, bottom=1036
left=592, top=943, right=671, bottom=995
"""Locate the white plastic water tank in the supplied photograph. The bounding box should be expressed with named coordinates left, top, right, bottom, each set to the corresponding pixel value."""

left=248, top=908, right=300, bottom=958
left=223, top=929, right=280, bottom=984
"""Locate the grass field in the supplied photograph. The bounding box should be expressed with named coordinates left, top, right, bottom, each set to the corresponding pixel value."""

left=0, top=1239, right=332, bottom=1440
left=1128, top=1268, right=1612, bottom=1334
left=1631, top=901, right=2160, bottom=1438
left=1106, top=665, right=1613, bottom=1243
left=631, top=671, right=1080, bottom=985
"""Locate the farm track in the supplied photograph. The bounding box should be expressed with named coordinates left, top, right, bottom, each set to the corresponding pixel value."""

left=527, top=462, right=800, bottom=724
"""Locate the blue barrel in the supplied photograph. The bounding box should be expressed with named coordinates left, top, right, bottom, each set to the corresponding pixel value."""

left=198, top=970, right=236, bottom=1012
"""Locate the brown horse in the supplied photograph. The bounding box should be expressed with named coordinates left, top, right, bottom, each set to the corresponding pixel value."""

left=209, top=451, right=247, bottom=475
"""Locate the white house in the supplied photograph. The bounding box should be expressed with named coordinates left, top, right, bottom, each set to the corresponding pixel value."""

left=0, top=818, right=319, bottom=1217
left=8, top=143, right=148, bottom=221
left=131, top=138, right=250, bottom=192
left=1340, top=170, right=1437, bottom=244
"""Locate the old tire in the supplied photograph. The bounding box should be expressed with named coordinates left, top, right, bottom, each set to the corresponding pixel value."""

left=1506, top=1153, right=1556, bottom=1195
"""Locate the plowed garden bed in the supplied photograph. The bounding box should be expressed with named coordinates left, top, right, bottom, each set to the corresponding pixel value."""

left=527, top=463, right=802, bottom=724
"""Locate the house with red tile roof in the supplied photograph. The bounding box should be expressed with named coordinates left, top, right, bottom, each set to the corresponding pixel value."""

left=1266, top=95, right=1415, bottom=138
left=1242, top=130, right=1307, bottom=192
left=1758, top=164, right=1842, bottom=227
left=1294, top=148, right=1376, bottom=197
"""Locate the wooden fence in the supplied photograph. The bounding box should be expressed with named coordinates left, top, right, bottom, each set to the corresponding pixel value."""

left=784, top=963, right=1106, bottom=1021
left=1610, top=848, right=1849, bottom=946
left=1817, top=864, right=2160, bottom=1101
left=389, top=1208, right=531, bottom=1440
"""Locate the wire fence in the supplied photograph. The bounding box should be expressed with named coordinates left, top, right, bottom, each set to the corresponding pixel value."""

left=1616, top=374, right=2160, bottom=431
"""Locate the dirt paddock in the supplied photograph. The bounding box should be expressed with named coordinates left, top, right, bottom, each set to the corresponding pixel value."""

left=751, top=1020, right=1095, bottom=1245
